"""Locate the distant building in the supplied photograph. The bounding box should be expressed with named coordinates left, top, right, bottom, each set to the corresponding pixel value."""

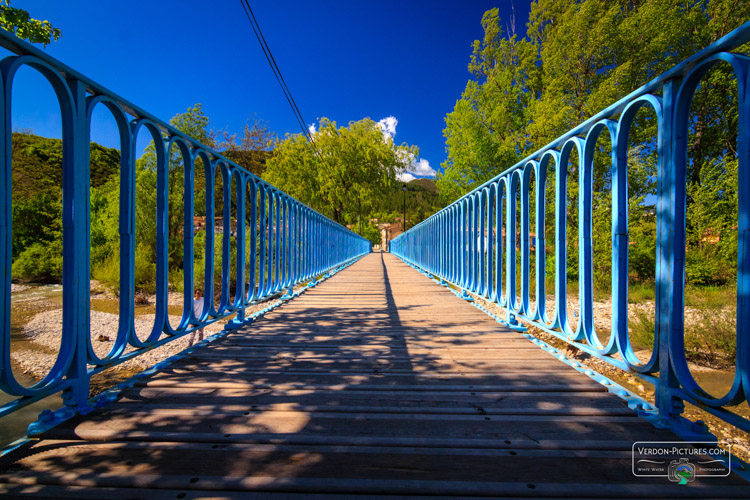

left=192, top=216, right=238, bottom=236
left=194, top=216, right=207, bottom=234
left=380, top=223, right=403, bottom=252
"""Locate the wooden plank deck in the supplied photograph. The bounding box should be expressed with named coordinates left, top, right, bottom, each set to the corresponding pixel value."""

left=0, top=252, right=747, bottom=498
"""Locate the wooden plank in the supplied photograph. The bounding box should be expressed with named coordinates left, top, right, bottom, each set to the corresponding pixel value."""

left=136, top=375, right=606, bottom=391
left=106, top=389, right=633, bottom=416
left=1, top=442, right=748, bottom=495
left=198, top=346, right=546, bottom=357
left=41, top=410, right=669, bottom=445
left=167, top=359, right=580, bottom=373
left=168, top=370, right=583, bottom=381
left=0, top=484, right=427, bottom=500
left=218, top=336, right=537, bottom=345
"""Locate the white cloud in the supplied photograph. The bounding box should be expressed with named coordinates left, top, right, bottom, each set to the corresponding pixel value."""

left=308, top=123, right=317, bottom=135
left=409, top=158, right=436, bottom=177
left=397, top=151, right=436, bottom=182
left=377, top=116, right=398, bottom=141
left=397, top=171, right=416, bottom=182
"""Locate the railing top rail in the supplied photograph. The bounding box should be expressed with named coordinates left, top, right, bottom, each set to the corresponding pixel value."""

left=399, top=19, right=750, bottom=237
left=0, top=29, right=365, bottom=240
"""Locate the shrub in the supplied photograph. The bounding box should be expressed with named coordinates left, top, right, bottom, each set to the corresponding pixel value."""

left=628, top=307, right=655, bottom=351
left=686, top=253, right=726, bottom=286
left=12, top=241, right=63, bottom=282
left=134, top=245, right=156, bottom=294
left=91, top=254, right=120, bottom=293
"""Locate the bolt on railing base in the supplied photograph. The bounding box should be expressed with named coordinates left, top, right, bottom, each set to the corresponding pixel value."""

left=224, top=318, right=246, bottom=330
left=496, top=318, right=528, bottom=332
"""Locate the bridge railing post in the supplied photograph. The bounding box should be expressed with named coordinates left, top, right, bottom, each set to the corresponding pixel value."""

left=61, top=77, right=91, bottom=411
left=654, top=76, right=683, bottom=428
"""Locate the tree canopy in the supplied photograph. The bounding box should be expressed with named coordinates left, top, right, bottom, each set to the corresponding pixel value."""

left=0, top=0, right=60, bottom=46
left=264, top=117, right=419, bottom=225
left=11, top=132, right=120, bottom=281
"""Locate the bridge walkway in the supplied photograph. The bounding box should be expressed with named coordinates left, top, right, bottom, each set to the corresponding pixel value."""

left=0, top=253, right=746, bottom=497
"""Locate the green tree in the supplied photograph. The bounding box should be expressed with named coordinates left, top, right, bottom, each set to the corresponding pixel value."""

left=684, top=157, right=739, bottom=285
left=360, top=221, right=382, bottom=247
left=437, top=7, right=538, bottom=204
left=264, top=117, right=418, bottom=224
left=10, top=131, right=120, bottom=282
left=0, top=0, right=60, bottom=46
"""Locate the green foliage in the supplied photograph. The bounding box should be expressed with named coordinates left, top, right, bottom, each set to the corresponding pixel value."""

left=628, top=229, right=657, bottom=285
left=11, top=131, right=120, bottom=283
left=91, top=253, right=120, bottom=293
left=136, top=104, right=214, bottom=280
left=629, top=288, right=737, bottom=366
left=437, top=7, right=537, bottom=204
left=628, top=283, right=655, bottom=304
left=213, top=116, right=276, bottom=177
left=169, top=268, right=184, bottom=293
left=684, top=285, right=736, bottom=309
left=0, top=0, right=60, bottom=47
left=192, top=230, right=207, bottom=294
left=685, top=157, right=738, bottom=286
left=12, top=241, right=62, bottom=282
left=628, top=307, right=655, bottom=351
left=264, top=117, right=418, bottom=224
left=360, top=221, right=381, bottom=247
left=377, top=179, right=442, bottom=228
left=90, top=176, right=120, bottom=265
left=11, top=132, right=119, bottom=198
left=10, top=105, right=285, bottom=295
left=684, top=307, right=736, bottom=366
left=11, top=191, right=61, bottom=259
left=134, top=244, right=157, bottom=294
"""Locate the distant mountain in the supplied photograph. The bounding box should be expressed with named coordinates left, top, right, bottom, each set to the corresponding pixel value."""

left=408, top=177, right=438, bottom=193
left=376, top=177, right=443, bottom=225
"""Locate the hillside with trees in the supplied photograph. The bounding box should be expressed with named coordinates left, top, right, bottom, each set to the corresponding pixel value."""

left=375, top=179, right=441, bottom=225
left=11, top=132, right=120, bottom=281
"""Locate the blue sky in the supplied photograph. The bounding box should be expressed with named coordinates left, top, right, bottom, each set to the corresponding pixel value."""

left=10, top=0, right=532, bottom=181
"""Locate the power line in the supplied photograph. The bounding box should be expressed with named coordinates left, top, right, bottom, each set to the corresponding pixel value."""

left=238, top=0, right=314, bottom=145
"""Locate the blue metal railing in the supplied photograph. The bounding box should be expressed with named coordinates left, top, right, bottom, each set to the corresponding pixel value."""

left=0, top=31, right=369, bottom=422
left=392, top=22, right=750, bottom=437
